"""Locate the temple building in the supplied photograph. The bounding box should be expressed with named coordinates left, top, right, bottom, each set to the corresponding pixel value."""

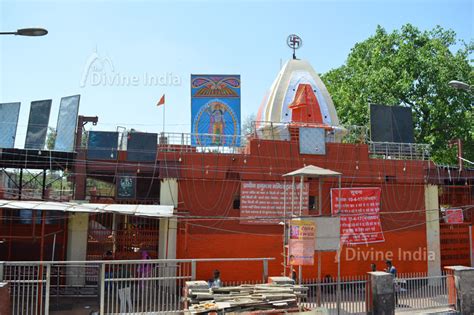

left=0, top=57, right=473, bottom=284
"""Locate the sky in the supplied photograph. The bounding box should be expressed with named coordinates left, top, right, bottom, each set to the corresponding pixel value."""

left=0, top=0, right=472, bottom=147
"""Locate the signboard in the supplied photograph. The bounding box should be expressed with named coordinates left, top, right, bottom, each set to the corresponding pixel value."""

left=445, top=208, right=464, bottom=224
left=289, top=220, right=316, bottom=266
left=126, top=132, right=157, bottom=161
left=240, top=181, right=309, bottom=225
left=299, top=127, right=326, bottom=155
left=25, top=100, right=52, bottom=149
left=55, top=95, right=80, bottom=152
left=370, top=104, right=414, bottom=143
left=87, top=131, right=118, bottom=160
left=117, top=175, right=136, bottom=199
left=191, top=75, right=241, bottom=147
left=0, top=102, right=21, bottom=148
left=331, top=187, right=384, bottom=245
left=306, top=217, right=340, bottom=251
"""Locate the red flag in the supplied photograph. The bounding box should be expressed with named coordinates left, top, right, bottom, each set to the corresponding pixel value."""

left=157, top=94, right=165, bottom=106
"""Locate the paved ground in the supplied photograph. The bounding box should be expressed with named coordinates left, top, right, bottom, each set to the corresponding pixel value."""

left=49, top=297, right=99, bottom=315
left=396, top=306, right=458, bottom=314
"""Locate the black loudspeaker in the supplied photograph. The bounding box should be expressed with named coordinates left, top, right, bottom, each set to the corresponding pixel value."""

left=126, top=132, right=157, bottom=161
left=391, top=106, right=414, bottom=143
left=87, top=131, right=119, bottom=160
left=370, top=104, right=414, bottom=143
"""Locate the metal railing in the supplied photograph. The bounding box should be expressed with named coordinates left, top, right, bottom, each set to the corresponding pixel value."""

left=1, top=257, right=273, bottom=315
left=368, top=141, right=431, bottom=160
left=395, top=272, right=449, bottom=311
left=252, top=121, right=368, bottom=144
left=84, top=124, right=432, bottom=160
left=158, top=132, right=246, bottom=154
left=0, top=188, right=73, bottom=201
left=2, top=263, right=50, bottom=315
left=84, top=131, right=247, bottom=155
left=301, top=275, right=369, bottom=314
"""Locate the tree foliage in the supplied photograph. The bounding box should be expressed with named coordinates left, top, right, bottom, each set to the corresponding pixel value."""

left=46, top=127, right=57, bottom=150
left=322, top=24, right=473, bottom=164
left=242, top=113, right=256, bottom=136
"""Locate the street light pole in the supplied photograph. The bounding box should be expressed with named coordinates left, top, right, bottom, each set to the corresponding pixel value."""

left=448, top=80, right=471, bottom=92
left=0, top=28, right=48, bottom=36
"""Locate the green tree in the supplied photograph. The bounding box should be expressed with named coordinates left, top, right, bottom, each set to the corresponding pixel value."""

left=322, top=24, right=473, bottom=164
left=46, top=127, right=57, bottom=150
left=242, top=113, right=256, bottom=136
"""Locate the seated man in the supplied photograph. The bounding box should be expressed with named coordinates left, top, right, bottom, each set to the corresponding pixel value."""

left=208, top=269, right=222, bottom=288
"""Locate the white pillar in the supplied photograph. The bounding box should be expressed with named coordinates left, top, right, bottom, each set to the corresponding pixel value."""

left=160, top=178, right=178, bottom=208
left=425, top=184, right=441, bottom=281
left=66, top=213, right=89, bottom=285
left=159, top=178, right=178, bottom=259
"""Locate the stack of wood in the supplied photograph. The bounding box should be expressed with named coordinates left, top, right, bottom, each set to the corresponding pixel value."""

left=185, top=278, right=308, bottom=314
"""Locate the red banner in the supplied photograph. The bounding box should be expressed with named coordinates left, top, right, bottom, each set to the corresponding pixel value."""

left=240, top=181, right=309, bottom=225
left=445, top=208, right=464, bottom=224
left=289, top=220, right=316, bottom=265
left=331, top=187, right=384, bottom=245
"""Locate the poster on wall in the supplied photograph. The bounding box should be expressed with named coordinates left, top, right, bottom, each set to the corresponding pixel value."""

left=444, top=208, right=464, bottom=224
left=116, top=175, right=136, bottom=199
left=289, top=220, right=316, bottom=266
left=240, top=181, right=309, bottom=225
left=331, top=187, right=384, bottom=245
left=191, top=75, right=241, bottom=147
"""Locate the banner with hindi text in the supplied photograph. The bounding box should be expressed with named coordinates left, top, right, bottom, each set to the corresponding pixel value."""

left=289, top=220, right=316, bottom=266
left=240, top=181, right=309, bottom=225
left=331, top=187, right=384, bottom=245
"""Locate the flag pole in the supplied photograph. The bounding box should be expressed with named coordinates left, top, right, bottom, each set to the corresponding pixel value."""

left=163, top=102, right=165, bottom=134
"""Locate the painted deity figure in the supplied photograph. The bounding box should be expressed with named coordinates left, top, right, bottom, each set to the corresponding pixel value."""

left=207, top=102, right=226, bottom=145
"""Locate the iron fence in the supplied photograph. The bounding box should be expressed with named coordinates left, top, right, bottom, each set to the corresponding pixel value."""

left=252, top=121, right=368, bottom=144
left=84, top=124, right=432, bottom=160
left=1, top=257, right=273, bottom=315
left=1, top=261, right=452, bottom=314
left=2, top=262, right=50, bottom=315
left=396, top=272, right=449, bottom=311
left=301, top=275, right=369, bottom=315
left=368, top=141, right=431, bottom=160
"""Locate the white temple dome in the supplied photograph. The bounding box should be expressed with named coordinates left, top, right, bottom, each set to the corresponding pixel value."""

left=257, top=59, right=340, bottom=126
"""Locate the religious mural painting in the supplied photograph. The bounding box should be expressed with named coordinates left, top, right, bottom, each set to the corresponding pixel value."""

left=191, top=75, right=241, bottom=146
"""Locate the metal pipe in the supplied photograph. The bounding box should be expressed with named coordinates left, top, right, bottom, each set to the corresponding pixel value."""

left=263, top=259, right=268, bottom=282
left=291, top=177, right=295, bottom=215
left=51, top=234, right=56, bottom=261
left=318, top=178, right=323, bottom=215
left=41, top=170, right=47, bottom=200
left=44, top=264, right=50, bottom=315
left=470, top=225, right=473, bottom=267
left=5, top=257, right=276, bottom=265
left=100, top=263, right=105, bottom=314
left=40, top=211, right=46, bottom=262
left=299, top=175, right=303, bottom=216
left=18, top=168, right=23, bottom=200
left=337, top=175, right=342, bottom=315
left=282, top=179, right=287, bottom=276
